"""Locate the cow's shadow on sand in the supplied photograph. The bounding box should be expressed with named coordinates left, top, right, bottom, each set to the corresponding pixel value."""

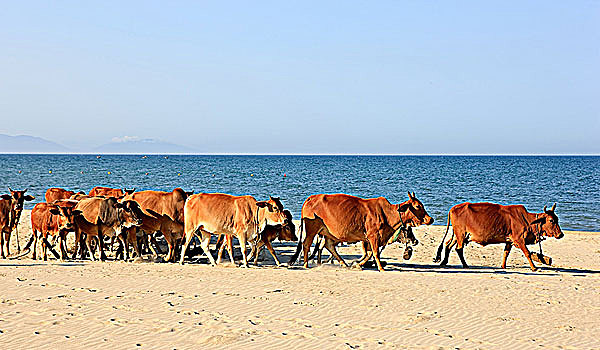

left=379, top=261, right=600, bottom=276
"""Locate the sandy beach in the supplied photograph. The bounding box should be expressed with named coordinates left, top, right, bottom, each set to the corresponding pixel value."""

left=1, top=210, right=599, bottom=349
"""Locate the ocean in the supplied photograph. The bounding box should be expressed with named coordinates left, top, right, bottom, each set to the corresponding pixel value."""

left=0, top=154, right=598, bottom=231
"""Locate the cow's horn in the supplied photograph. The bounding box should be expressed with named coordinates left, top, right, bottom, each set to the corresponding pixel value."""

left=407, top=191, right=412, bottom=199
left=412, top=192, right=416, bottom=198
left=551, top=203, right=556, bottom=212
left=543, top=205, right=548, bottom=213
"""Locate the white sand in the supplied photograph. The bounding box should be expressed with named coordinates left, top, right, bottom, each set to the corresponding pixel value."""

left=1, top=211, right=599, bottom=349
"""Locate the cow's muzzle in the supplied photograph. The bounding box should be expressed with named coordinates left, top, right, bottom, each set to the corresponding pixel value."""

left=557, top=232, right=564, bottom=239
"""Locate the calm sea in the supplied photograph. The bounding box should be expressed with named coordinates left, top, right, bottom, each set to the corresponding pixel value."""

left=0, top=155, right=598, bottom=231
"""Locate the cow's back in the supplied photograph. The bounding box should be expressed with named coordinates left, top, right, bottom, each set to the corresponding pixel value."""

left=45, top=188, right=72, bottom=203
left=127, top=189, right=186, bottom=223
left=185, top=193, right=254, bottom=234
left=450, top=202, right=524, bottom=244
left=74, top=197, right=104, bottom=224
left=302, top=194, right=374, bottom=240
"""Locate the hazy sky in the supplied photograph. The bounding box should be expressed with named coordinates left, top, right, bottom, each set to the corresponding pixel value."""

left=1, top=1, right=598, bottom=154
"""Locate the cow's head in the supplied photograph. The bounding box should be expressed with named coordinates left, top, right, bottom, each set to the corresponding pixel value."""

left=256, top=196, right=287, bottom=226
left=396, top=192, right=434, bottom=226
left=278, top=210, right=297, bottom=241
left=7, top=187, right=35, bottom=213
left=124, top=188, right=136, bottom=196
left=115, top=200, right=144, bottom=228
left=531, top=203, right=563, bottom=239
left=49, top=205, right=77, bottom=232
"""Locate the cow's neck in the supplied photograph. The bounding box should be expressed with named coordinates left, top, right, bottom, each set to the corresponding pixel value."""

left=524, top=212, right=543, bottom=237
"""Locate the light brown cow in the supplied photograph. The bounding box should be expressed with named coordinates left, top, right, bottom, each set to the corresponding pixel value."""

left=88, top=186, right=134, bottom=198
left=121, top=188, right=191, bottom=262
left=434, top=202, right=563, bottom=271
left=45, top=188, right=85, bottom=203
left=180, top=194, right=287, bottom=267
left=0, top=188, right=35, bottom=258
left=29, top=201, right=78, bottom=260
left=72, top=197, right=142, bottom=261
left=290, top=192, right=433, bottom=271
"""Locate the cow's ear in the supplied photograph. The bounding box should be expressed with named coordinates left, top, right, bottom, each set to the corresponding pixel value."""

left=256, top=201, right=268, bottom=208
left=531, top=217, right=546, bottom=226
left=24, top=195, right=35, bottom=201
left=73, top=209, right=83, bottom=217
left=407, top=191, right=413, bottom=200
left=397, top=202, right=411, bottom=213
left=49, top=208, right=61, bottom=215
left=114, top=202, right=125, bottom=209
left=1, top=194, right=12, bottom=200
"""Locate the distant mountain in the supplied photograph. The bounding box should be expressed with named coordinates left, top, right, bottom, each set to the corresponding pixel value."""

left=0, top=134, right=71, bottom=153
left=95, top=138, right=197, bottom=154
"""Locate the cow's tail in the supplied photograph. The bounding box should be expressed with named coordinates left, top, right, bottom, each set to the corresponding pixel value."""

left=288, top=218, right=303, bottom=266
left=433, top=214, right=451, bottom=263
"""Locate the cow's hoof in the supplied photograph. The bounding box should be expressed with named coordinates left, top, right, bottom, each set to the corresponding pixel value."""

left=531, top=267, right=539, bottom=272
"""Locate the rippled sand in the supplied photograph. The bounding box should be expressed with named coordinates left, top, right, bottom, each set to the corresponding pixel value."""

left=1, top=211, right=599, bottom=349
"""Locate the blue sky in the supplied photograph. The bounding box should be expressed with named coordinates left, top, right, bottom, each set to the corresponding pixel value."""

left=1, top=1, right=598, bottom=154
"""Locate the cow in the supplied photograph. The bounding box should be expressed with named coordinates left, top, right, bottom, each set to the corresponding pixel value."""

left=0, top=188, right=35, bottom=258
left=289, top=192, right=433, bottom=271
left=72, top=197, right=143, bottom=261
left=88, top=186, right=135, bottom=198
left=121, top=188, right=191, bottom=262
left=303, top=192, right=431, bottom=267
left=29, top=200, right=78, bottom=260
left=180, top=194, right=288, bottom=267
left=45, top=188, right=85, bottom=203
left=433, top=202, right=563, bottom=271
left=245, top=209, right=297, bottom=266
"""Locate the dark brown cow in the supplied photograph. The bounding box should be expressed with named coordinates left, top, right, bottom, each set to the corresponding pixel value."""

left=30, top=201, right=78, bottom=260
left=0, top=188, right=35, bottom=258
left=290, top=192, right=433, bottom=271
left=88, top=187, right=134, bottom=198
left=180, top=194, right=288, bottom=266
left=45, top=188, right=85, bottom=203
left=121, top=188, right=191, bottom=262
left=245, top=209, right=297, bottom=266
left=433, top=202, right=564, bottom=271
left=72, top=197, right=142, bottom=261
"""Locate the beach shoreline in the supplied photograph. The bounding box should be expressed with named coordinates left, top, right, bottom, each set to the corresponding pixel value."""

left=1, top=210, right=599, bottom=349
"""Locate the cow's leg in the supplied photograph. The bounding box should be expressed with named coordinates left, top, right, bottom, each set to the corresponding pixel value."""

left=199, top=231, right=216, bottom=266
left=501, top=243, right=512, bottom=269
left=179, top=230, right=194, bottom=264
left=516, top=241, right=538, bottom=271
left=5, top=231, right=10, bottom=256
left=0, top=230, right=5, bottom=259
left=455, top=232, right=468, bottom=268
left=31, top=230, right=38, bottom=260
left=97, top=233, right=107, bottom=261
left=85, top=235, right=96, bottom=261
left=264, top=240, right=281, bottom=266
left=440, top=235, right=457, bottom=266
left=163, top=231, right=174, bottom=262
left=118, top=233, right=129, bottom=260
left=238, top=234, right=249, bottom=267
left=323, top=238, right=349, bottom=268
left=42, top=233, right=48, bottom=261
left=367, top=237, right=385, bottom=272
left=148, top=233, right=161, bottom=258
left=59, top=233, right=67, bottom=261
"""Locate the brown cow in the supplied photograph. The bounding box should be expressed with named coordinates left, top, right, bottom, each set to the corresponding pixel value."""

left=72, top=197, right=142, bottom=261
left=180, top=194, right=288, bottom=267
left=29, top=201, right=78, bottom=260
left=0, top=188, right=35, bottom=258
left=433, top=202, right=564, bottom=271
left=121, top=188, right=191, bottom=262
left=246, top=209, right=297, bottom=266
left=88, top=186, right=135, bottom=198
left=303, top=192, right=432, bottom=267
left=290, top=192, right=433, bottom=271
left=45, top=188, right=85, bottom=203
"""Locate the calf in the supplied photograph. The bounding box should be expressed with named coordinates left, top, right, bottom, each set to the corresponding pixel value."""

left=247, top=210, right=297, bottom=266
left=30, top=201, right=77, bottom=260
left=0, top=188, right=35, bottom=258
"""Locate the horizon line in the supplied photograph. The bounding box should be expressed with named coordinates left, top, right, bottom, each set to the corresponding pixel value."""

left=1, top=152, right=599, bottom=156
